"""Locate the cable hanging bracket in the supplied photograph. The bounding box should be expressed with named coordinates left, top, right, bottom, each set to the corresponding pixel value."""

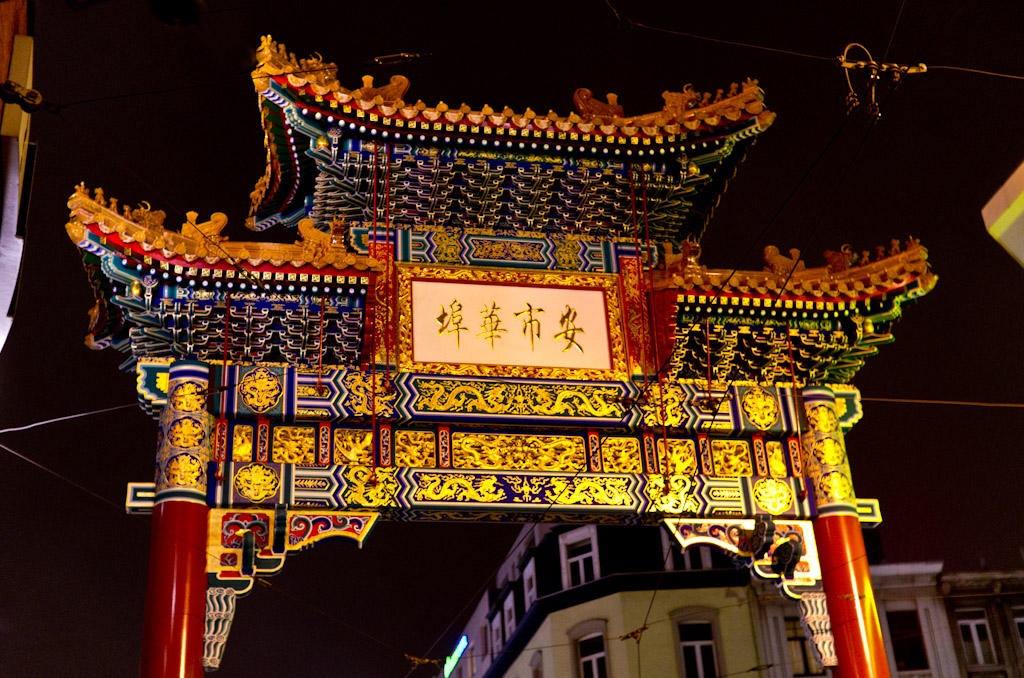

left=838, top=43, right=927, bottom=118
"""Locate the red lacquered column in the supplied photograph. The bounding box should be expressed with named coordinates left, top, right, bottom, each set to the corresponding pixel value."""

left=801, top=387, right=889, bottom=678
left=140, top=361, right=211, bottom=678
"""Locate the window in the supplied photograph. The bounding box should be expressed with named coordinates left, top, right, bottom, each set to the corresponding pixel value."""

left=1014, top=607, right=1024, bottom=647
left=559, top=526, right=600, bottom=589
left=479, top=624, right=490, bottom=660
left=491, top=616, right=503, bottom=656
left=578, top=633, right=608, bottom=678
left=523, top=559, right=537, bottom=609
left=957, top=609, right=996, bottom=665
left=683, top=546, right=713, bottom=571
left=886, top=610, right=929, bottom=671
left=785, top=617, right=824, bottom=676
left=679, top=622, right=717, bottom=678
left=530, top=650, right=544, bottom=678
left=503, top=595, right=517, bottom=642
left=568, top=619, right=608, bottom=678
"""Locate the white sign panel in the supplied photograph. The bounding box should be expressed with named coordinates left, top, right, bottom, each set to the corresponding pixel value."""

left=411, top=280, right=612, bottom=371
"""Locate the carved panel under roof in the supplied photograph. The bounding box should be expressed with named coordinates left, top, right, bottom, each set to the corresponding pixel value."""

left=247, top=36, right=775, bottom=245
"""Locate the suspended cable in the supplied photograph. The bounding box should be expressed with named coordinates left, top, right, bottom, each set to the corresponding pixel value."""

left=629, top=20, right=835, bottom=62
left=928, top=64, right=1024, bottom=80
left=0, top=403, right=140, bottom=434
left=0, top=440, right=134, bottom=512
left=881, top=0, right=909, bottom=64
left=860, top=396, right=1024, bottom=408
left=410, top=106, right=860, bottom=678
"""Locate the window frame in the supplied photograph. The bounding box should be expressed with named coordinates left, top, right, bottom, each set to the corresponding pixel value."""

left=784, top=615, right=825, bottom=677
left=523, top=557, right=538, bottom=610
left=567, top=619, right=609, bottom=678
left=1013, top=606, right=1024, bottom=649
left=479, top=623, right=490, bottom=661
left=503, top=593, right=517, bottom=643
left=956, top=608, right=997, bottom=666
left=559, top=525, right=600, bottom=590
left=884, top=608, right=930, bottom=673
left=490, top=614, right=504, bottom=658
left=530, top=650, right=544, bottom=678
left=578, top=632, right=609, bottom=678
left=671, top=606, right=724, bottom=678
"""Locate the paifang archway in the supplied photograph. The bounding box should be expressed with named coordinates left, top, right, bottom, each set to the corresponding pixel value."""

left=66, top=36, right=935, bottom=678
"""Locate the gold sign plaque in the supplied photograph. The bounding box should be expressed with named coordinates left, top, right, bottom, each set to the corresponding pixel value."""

left=399, top=265, right=628, bottom=380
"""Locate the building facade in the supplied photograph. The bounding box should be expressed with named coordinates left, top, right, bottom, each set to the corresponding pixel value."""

left=440, top=526, right=1007, bottom=678
left=940, top=570, right=1024, bottom=678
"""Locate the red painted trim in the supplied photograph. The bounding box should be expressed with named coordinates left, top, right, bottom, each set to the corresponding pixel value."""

left=84, top=222, right=370, bottom=277
left=140, top=501, right=209, bottom=678
left=698, top=433, right=713, bottom=475
left=438, top=425, right=451, bottom=468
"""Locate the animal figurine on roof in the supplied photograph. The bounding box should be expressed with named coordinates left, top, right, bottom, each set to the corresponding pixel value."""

left=763, top=246, right=805, bottom=277
left=182, top=211, right=229, bottom=242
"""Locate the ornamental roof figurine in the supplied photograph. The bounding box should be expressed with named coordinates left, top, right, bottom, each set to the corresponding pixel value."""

left=64, top=36, right=933, bottom=386
left=246, top=35, right=775, bottom=242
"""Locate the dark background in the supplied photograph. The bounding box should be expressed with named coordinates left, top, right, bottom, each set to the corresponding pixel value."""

left=2, top=1, right=1023, bottom=675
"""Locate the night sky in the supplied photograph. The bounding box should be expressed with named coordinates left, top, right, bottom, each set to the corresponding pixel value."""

left=2, top=1, right=1023, bottom=676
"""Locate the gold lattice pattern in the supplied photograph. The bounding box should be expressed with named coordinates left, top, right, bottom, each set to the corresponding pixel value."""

left=710, top=439, right=753, bottom=476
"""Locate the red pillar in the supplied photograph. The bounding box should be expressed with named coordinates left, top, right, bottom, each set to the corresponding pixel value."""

left=140, top=361, right=212, bottom=678
left=141, top=501, right=209, bottom=678
left=814, top=514, right=888, bottom=678
left=801, top=387, right=889, bottom=678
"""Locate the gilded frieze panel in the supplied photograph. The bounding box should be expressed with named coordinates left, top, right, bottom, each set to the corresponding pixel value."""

left=637, top=382, right=686, bottom=428
left=553, top=237, right=581, bottom=270
left=232, top=425, right=253, bottom=462
left=342, top=465, right=400, bottom=508
left=601, top=437, right=642, bottom=473
left=766, top=441, right=788, bottom=477
left=238, top=366, right=284, bottom=414
left=740, top=385, right=780, bottom=430
left=413, top=472, right=507, bottom=503
left=656, top=438, right=698, bottom=475
left=470, top=238, right=546, bottom=263
left=643, top=475, right=700, bottom=513
left=451, top=432, right=586, bottom=472
left=411, top=378, right=621, bottom=419
left=410, top=471, right=634, bottom=508
left=334, top=429, right=374, bottom=466
left=430, top=229, right=462, bottom=264
left=395, top=430, right=436, bottom=468
left=710, top=439, right=753, bottom=476
left=272, top=426, right=316, bottom=465
left=752, top=478, right=794, bottom=514
left=341, top=371, right=397, bottom=419
left=233, top=463, right=281, bottom=503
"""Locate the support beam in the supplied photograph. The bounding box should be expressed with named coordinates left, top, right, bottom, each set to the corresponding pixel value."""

left=140, top=361, right=211, bottom=678
left=801, top=386, right=889, bottom=678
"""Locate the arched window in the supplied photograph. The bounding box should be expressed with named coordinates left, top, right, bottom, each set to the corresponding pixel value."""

left=529, top=650, right=544, bottom=678
left=568, top=619, right=609, bottom=678
left=578, top=633, right=608, bottom=678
